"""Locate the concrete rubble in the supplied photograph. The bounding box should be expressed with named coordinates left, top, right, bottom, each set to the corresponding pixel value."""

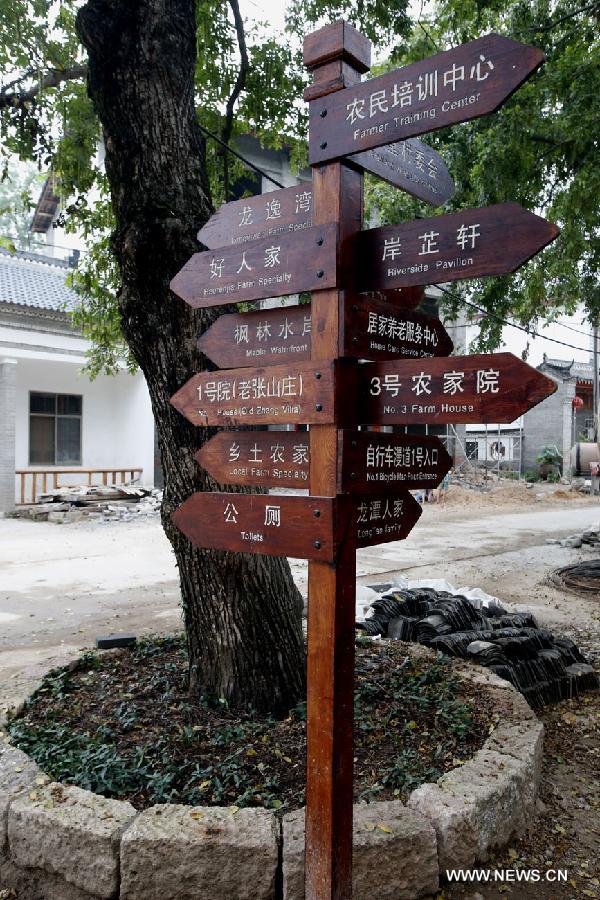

left=546, top=520, right=600, bottom=548
left=13, top=485, right=163, bottom=524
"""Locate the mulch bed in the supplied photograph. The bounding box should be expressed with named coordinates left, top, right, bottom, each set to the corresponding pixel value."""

left=7, top=635, right=495, bottom=813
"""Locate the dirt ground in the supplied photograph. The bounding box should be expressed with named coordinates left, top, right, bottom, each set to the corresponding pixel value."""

left=1, top=481, right=599, bottom=898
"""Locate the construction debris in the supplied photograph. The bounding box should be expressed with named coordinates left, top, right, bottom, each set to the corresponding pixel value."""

left=14, top=485, right=163, bottom=523
left=546, top=521, right=600, bottom=548
left=549, top=559, right=600, bottom=595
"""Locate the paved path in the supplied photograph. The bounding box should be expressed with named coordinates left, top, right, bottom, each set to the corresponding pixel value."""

left=1, top=500, right=599, bottom=713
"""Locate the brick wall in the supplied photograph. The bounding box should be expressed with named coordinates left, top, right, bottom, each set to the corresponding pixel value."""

left=0, top=358, right=17, bottom=514
left=521, top=376, right=575, bottom=475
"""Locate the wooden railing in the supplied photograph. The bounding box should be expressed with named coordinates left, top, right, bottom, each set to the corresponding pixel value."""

left=16, top=467, right=144, bottom=505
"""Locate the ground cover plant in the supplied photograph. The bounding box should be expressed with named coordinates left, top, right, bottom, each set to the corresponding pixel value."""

left=7, top=636, right=494, bottom=812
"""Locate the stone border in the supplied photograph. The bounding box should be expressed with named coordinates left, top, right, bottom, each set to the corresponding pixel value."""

left=0, top=649, right=543, bottom=899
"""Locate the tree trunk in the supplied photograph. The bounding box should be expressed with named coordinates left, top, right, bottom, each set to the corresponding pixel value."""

left=76, top=0, right=306, bottom=714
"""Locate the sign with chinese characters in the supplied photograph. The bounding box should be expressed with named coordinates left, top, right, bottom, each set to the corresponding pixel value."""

left=172, top=492, right=337, bottom=561
left=349, top=138, right=454, bottom=206
left=371, top=286, right=424, bottom=310
left=171, top=223, right=337, bottom=309
left=196, top=430, right=451, bottom=493
left=197, top=296, right=451, bottom=369
left=309, top=34, right=544, bottom=164
left=197, top=185, right=313, bottom=249
left=355, top=491, right=422, bottom=548
left=340, top=432, right=451, bottom=493
left=197, top=305, right=312, bottom=369
left=359, top=352, right=557, bottom=425
left=356, top=203, right=559, bottom=290
left=197, top=431, right=310, bottom=489
left=170, top=360, right=336, bottom=427
left=341, top=294, right=453, bottom=361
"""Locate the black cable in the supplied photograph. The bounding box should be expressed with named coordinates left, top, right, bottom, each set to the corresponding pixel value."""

left=437, top=284, right=594, bottom=355
left=198, top=122, right=286, bottom=190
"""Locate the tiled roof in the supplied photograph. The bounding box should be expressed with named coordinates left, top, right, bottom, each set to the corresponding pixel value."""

left=0, top=249, right=79, bottom=313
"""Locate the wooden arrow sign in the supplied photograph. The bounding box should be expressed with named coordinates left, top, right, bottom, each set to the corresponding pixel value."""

left=171, top=223, right=337, bottom=309
left=309, top=33, right=544, bottom=164
left=356, top=203, right=559, bottom=290
left=172, top=492, right=337, bottom=561
left=197, top=296, right=451, bottom=369
left=356, top=491, right=422, bottom=548
left=197, top=185, right=313, bottom=249
left=172, top=490, right=421, bottom=560
left=340, top=432, right=451, bottom=493
left=196, top=430, right=450, bottom=493
left=341, top=294, right=453, bottom=361
left=349, top=138, right=455, bottom=206
left=359, top=352, right=557, bottom=425
left=170, top=360, right=336, bottom=427
left=197, top=431, right=310, bottom=489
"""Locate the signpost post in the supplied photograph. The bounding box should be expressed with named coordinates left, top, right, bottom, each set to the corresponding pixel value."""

left=168, top=17, right=558, bottom=900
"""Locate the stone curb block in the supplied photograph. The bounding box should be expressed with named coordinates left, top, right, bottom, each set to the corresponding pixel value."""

left=408, top=746, right=534, bottom=871
left=0, top=656, right=544, bottom=898
left=119, top=804, right=278, bottom=899
left=8, top=782, right=136, bottom=898
left=0, top=743, right=42, bottom=857
left=281, top=802, right=439, bottom=900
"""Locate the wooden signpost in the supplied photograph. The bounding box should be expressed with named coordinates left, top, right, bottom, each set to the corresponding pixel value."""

left=197, top=294, right=452, bottom=368
left=348, top=137, right=455, bottom=206
left=308, top=33, right=545, bottom=164
left=356, top=203, right=559, bottom=290
left=197, top=430, right=451, bottom=492
left=168, top=18, right=559, bottom=900
left=171, top=223, right=337, bottom=308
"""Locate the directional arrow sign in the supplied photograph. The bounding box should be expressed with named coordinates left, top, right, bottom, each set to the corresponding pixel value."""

left=172, top=490, right=422, bottom=559
left=171, top=223, right=337, bottom=309
left=359, top=352, right=557, bottom=425
left=349, top=138, right=454, bottom=206
left=356, top=203, right=559, bottom=290
left=197, top=431, right=310, bottom=490
left=172, top=492, right=337, bottom=561
left=309, top=33, right=544, bottom=164
left=341, top=294, right=453, bottom=361
left=198, top=296, right=451, bottom=369
left=198, top=305, right=313, bottom=369
left=170, top=360, right=336, bottom=427
left=340, top=432, right=451, bottom=493
left=196, top=430, right=450, bottom=494
left=197, top=185, right=313, bottom=250
left=356, top=491, right=422, bottom=548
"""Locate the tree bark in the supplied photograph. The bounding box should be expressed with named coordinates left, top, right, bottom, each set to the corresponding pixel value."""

left=76, top=0, right=306, bottom=714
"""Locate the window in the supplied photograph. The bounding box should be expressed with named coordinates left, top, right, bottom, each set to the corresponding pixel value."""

left=29, top=393, right=82, bottom=465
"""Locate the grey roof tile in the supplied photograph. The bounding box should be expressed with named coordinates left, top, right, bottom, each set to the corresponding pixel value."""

left=0, top=250, right=79, bottom=313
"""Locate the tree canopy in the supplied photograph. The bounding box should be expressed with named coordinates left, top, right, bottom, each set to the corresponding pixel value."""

left=1, top=0, right=597, bottom=361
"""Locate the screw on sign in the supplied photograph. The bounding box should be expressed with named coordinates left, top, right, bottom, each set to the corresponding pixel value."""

left=196, top=295, right=452, bottom=369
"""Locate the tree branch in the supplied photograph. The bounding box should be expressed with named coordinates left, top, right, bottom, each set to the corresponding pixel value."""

left=221, top=0, right=250, bottom=199
left=0, top=65, right=88, bottom=112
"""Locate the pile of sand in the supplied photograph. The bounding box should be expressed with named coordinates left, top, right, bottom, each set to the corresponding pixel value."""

left=443, top=479, right=586, bottom=509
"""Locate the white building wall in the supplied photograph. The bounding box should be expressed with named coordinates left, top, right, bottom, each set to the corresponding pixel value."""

left=9, top=353, right=154, bottom=499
